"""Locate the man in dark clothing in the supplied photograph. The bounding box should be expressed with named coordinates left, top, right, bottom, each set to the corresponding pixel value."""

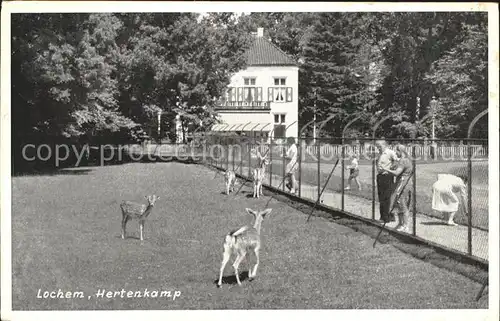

left=375, top=140, right=399, bottom=222
left=386, top=144, right=413, bottom=232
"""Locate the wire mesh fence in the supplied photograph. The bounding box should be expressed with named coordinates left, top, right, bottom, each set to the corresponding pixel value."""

left=12, top=131, right=488, bottom=262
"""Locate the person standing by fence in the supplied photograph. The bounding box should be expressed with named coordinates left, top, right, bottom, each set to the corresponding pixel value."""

left=431, top=173, right=468, bottom=226
left=284, top=137, right=298, bottom=194
left=375, top=140, right=399, bottom=223
left=385, top=144, right=412, bottom=232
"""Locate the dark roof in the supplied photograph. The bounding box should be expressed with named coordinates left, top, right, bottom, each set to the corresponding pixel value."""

left=246, top=37, right=297, bottom=67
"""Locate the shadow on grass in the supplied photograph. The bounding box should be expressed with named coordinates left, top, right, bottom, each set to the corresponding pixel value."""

left=12, top=154, right=206, bottom=177
left=115, top=235, right=142, bottom=241
left=12, top=168, right=94, bottom=177
left=130, top=155, right=205, bottom=165
left=214, top=271, right=250, bottom=287
left=421, top=221, right=449, bottom=226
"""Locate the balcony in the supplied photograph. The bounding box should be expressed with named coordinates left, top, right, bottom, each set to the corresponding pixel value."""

left=214, top=100, right=271, bottom=111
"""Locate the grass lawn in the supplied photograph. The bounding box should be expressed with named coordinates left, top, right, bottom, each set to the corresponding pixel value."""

left=11, top=162, right=486, bottom=310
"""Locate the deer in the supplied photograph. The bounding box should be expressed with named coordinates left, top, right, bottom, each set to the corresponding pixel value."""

left=251, top=148, right=271, bottom=198
left=217, top=208, right=272, bottom=288
left=120, top=195, right=160, bottom=241
left=224, top=170, right=237, bottom=195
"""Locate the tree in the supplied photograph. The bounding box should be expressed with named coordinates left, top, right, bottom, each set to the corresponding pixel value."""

left=424, top=13, right=488, bottom=138
left=11, top=11, right=488, bottom=155
left=11, top=13, right=136, bottom=144
left=370, top=12, right=481, bottom=138
left=299, top=13, right=379, bottom=138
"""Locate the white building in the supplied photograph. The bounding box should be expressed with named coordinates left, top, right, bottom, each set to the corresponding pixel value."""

left=211, top=28, right=299, bottom=140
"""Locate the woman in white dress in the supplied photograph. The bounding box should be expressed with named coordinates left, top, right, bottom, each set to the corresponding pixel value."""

left=431, top=173, right=468, bottom=226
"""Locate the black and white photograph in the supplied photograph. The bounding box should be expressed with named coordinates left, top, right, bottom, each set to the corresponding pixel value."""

left=1, top=1, right=499, bottom=320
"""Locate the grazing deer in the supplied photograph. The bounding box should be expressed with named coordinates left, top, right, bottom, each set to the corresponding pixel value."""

left=120, top=195, right=160, bottom=241
left=224, top=170, right=237, bottom=195
left=217, top=208, right=272, bottom=287
left=251, top=149, right=271, bottom=198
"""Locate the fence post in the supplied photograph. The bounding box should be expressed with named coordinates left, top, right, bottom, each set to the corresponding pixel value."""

left=231, top=139, right=235, bottom=171
left=208, top=139, right=213, bottom=167
left=220, top=141, right=224, bottom=169
left=248, top=142, right=252, bottom=178
left=410, top=113, right=433, bottom=233
left=315, top=113, right=339, bottom=204
left=282, top=141, right=286, bottom=192
left=208, top=138, right=211, bottom=166
left=269, top=138, right=273, bottom=188
left=299, top=118, right=316, bottom=197
left=238, top=124, right=251, bottom=176
left=467, top=138, right=472, bottom=256
left=341, top=139, right=345, bottom=211
left=317, top=141, right=321, bottom=201
left=341, top=115, right=363, bottom=212
left=240, top=139, right=244, bottom=176
left=297, top=119, right=318, bottom=199
left=214, top=141, right=218, bottom=168
left=226, top=141, right=229, bottom=171
left=217, top=138, right=221, bottom=168
left=267, top=127, right=278, bottom=189
left=212, top=137, right=216, bottom=167
left=371, top=138, right=376, bottom=220
left=412, top=139, right=417, bottom=236
left=371, top=114, right=393, bottom=221
left=215, top=137, right=222, bottom=167
left=298, top=137, right=302, bottom=198
left=206, top=137, right=211, bottom=166
left=466, top=109, right=488, bottom=257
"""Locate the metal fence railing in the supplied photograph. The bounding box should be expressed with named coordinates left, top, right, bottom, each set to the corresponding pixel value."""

left=14, top=128, right=487, bottom=262
left=203, top=134, right=489, bottom=262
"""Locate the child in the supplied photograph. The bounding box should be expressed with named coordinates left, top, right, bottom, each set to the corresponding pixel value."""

left=345, top=152, right=361, bottom=191
left=283, top=137, right=298, bottom=194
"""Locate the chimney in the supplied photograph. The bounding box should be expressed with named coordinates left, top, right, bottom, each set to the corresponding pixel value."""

left=257, top=27, right=264, bottom=38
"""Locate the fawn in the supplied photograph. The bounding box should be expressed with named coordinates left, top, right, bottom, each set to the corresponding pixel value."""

left=251, top=149, right=271, bottom=198
left=217, top=208, right=272, bottom=287
left=120, top=195, right=160, bottom=241
left=224, top=170, right=237, bottom=195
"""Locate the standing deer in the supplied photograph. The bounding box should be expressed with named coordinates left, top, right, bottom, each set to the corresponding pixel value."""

left=217, top=208, right=272, bottom=287
left=224, top=170, right=237, bottom=195
left=120, top=195, right=160, bottom=241
left=251, top=149, right=271, bottom=198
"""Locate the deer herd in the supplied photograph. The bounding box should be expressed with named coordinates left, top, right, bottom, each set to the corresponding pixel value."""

left=119, top=147, right=274, bottom=288
left=224, top=148, right=271, bottom=199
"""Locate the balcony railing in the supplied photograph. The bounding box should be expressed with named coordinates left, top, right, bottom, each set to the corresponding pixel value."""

left=214, top=100, right=271, bottom=111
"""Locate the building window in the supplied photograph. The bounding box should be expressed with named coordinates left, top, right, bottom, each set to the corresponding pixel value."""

left=273, top=113, right=286, bottom=138
left=244, top=87, right=256, bottom=102
left=274, top=113, right=286, bottom=124
left=272, top=77, right=287, bottom=101
left=242, top=78, right=258, bottom=102
left=244, top=77, right=256, bottom=86
left=268, top=87, right=293, bottom=103
left=275, top=88, right=286, bottom=102
left=274, top=77, right=286, bottom=86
